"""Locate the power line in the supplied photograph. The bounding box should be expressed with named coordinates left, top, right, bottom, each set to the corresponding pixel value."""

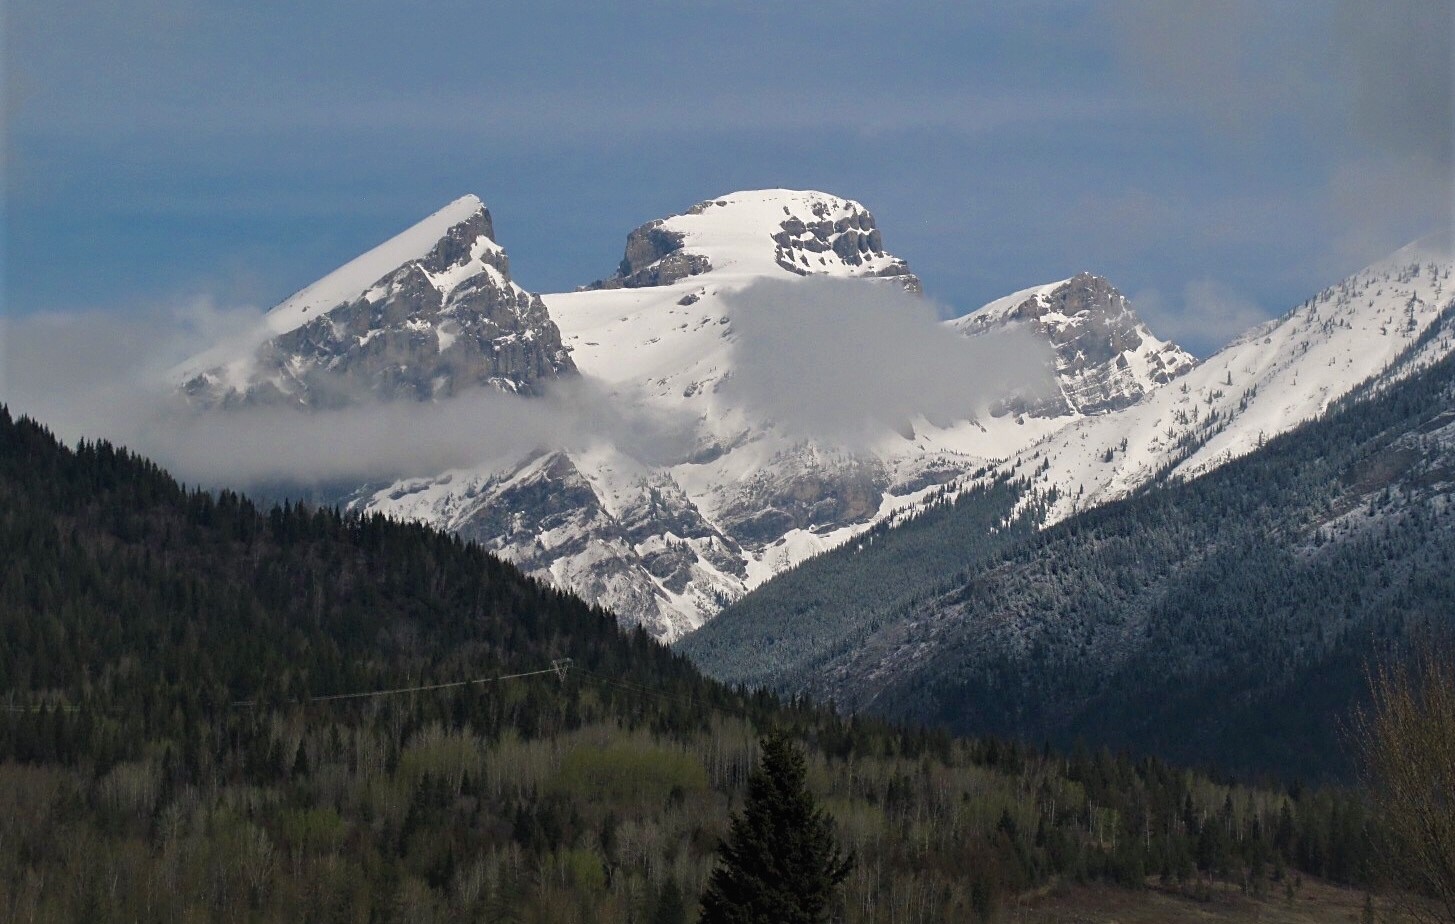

left=7, top=658, right=761, bottom=723
left=0, top=703, right=89, bottom=714
left=229, top=659, right=574, bottom=708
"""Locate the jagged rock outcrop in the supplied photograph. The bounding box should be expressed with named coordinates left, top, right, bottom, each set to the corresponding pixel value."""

left=181, top=196, right=575, bottom=408
left=769, top=200, right=920, bottom=293
left=367, top=449, right=748, bottom=638
left=715, top=447, right=888, bottom=547
left=585, top=222, right=714, bottom=290
left=585, top=190, right=920, bottom=293
left=954, top=272, right=1196, bottom=417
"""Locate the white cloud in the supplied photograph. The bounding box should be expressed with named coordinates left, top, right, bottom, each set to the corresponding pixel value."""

left=720, top=277, right=1055, bottom=446
left=1134, top=280, right=1272, bottom=357
left=0, top=301, right=697, bottom=488
left=0, top=278, right=1056, bottom=487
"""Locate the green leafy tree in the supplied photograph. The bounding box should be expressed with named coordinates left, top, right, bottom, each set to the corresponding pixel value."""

left=700, top=731, right=852, bottom=924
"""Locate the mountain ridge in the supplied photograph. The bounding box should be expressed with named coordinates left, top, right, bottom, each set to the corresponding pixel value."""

left=682, top=295, right=1455, bottom=778
left=178, top=189, right=1208, bottom=638
left=178, top=194, right=574, bottom=407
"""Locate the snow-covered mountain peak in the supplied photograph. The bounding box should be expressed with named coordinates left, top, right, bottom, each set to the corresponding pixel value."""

left=586, top=188, right=920, bottom=293
left=179, top=194, right=574, bottom=407
left=957, top=278, right=1074, bottom=327
left=951, top=272, right=1197, bottom=416
left=968, top=240, right=1455, bottom=530
left=263, top=194, right=498, bottom=338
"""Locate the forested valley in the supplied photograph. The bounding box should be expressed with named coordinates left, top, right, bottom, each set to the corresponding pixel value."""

left=0, top=407, right=1397, bottom=921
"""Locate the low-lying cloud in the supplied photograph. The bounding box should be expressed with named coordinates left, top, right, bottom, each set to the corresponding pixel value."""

left=720, top=277, right=1054, bottom=445
left=2, top=279, right=1053, bottom=492
left=0, top=301, right=697, bottom=490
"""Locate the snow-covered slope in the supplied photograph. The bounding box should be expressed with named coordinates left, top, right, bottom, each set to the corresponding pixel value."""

left=178, top=195, right=574, bottom=406
left=357, top=190, right=1192, bottom=638
left=968, top=233, right=1455, bottom=527
left=265, top=196, right=492, bottom=338
left=177, top=186, right=1206, bottom=639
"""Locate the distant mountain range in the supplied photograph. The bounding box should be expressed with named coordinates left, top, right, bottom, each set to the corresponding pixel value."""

left=178, top=189, right=1207, bottom=638
left=175, top=189, right=1454, bottom=776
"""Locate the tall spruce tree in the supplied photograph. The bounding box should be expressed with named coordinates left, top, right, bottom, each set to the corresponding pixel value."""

left=700, top=731, right=852, bottom=924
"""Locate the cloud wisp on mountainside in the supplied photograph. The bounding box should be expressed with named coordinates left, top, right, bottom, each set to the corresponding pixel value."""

left=0, top=276, right=1053, bottom=488
left=721, top=278, right=1054, bottom=447
left=0, top=299, right=690, bottom=487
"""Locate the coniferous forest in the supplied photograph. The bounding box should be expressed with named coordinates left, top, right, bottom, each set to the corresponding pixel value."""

left=0, top=404, right=1394, bottom=921
left=685, top=339, right=1455, bottom=783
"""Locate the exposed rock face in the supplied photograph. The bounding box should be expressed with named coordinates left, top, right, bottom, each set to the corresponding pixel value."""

left=182, top=201, right=575, bottom=408
left=366, top=449, right=748, bottom=638
left=955, top=273, right=1196, bottom=418
left=716, top=447, right=888, bottom=547
left=770, top=201, right=921, bottom=293
left=585, top=222, right=714, bottom=290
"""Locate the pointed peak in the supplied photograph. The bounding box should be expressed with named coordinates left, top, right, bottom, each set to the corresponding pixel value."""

left=954, top=278, right=1075, bottom=327
left=261, top=196, right=496, bottom=337
left=450, top=193, right=486, bottom=212
left=953, top=273, right=1196, bottom=416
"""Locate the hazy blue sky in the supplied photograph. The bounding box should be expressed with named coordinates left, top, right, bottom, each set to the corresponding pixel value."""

left=5, top=0, right=1451, bottom=355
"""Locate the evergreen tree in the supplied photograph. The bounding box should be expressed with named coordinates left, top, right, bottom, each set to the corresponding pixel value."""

left=651, top=877, right=688, bottom=924
left=700, top=731, right=853, bottom=924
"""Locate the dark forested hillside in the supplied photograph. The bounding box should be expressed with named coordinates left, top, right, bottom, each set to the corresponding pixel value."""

left=688, top=339, right=1455, bottom=782
left=0, top=404, right=703, bottom=725
left=0, top=407, right=1383, bottom=921
left=678, top=473, right=1054, bottom=690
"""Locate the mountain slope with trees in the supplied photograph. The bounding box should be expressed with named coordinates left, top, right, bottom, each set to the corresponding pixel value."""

left=686, top=311, right=1455, bottom=781
left=0, top=406, right=1383, bottom=921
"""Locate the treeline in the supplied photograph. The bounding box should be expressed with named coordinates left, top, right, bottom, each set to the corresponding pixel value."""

left=0, top=406, right=1380, bottom=921
left=0, top=710, right=1376, bottom=923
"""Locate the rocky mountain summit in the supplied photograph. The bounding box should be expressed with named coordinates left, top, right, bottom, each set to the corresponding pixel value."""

left=953, top=273, right=1196, bottom=417
left=179, top=195, right=575, bottom=408
left=181, top=188, right=1198, bottom=639
left=586, top=190, right=920, bottom=293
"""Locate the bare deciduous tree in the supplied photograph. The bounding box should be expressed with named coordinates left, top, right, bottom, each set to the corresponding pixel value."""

left=1353, top=640, right=1455, bottom=924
